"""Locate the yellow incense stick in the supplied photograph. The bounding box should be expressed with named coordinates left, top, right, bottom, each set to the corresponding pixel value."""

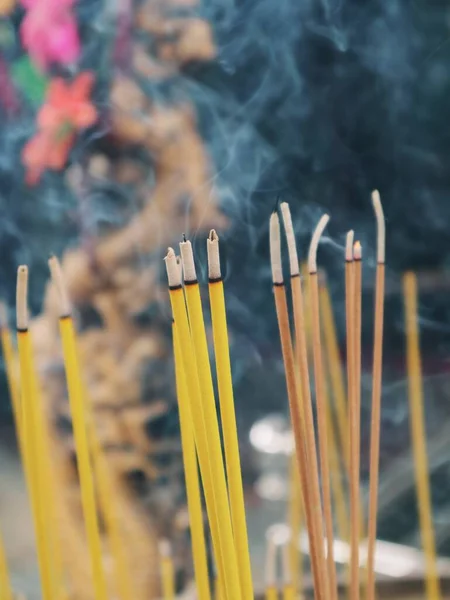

left=179, top=239, right=241, bottom=600
left=159, top=540, right=175, bottom=600
left=265, top=533, right=279, bottom=600
left=0, top=533, right=13, bottom=600
left=319, top=278, right=349, bottom=468
left=287, top=452, right=302, bottom=598
left=165, top=249, right=230, bottom=600
left=16, top=266, right=54, bottom=600
left=207, top=230, right=253, bottom=599
left=282, top=535, right=295, bottom=600
left=403, top=272, right=441, bottom=600
left=49, top=257, right=108, bottom=600
left=173, top=321, right=211, bottom=600
left=0, top=305, right=22, bottom=440
left=89, top=419, right=135, bottom=600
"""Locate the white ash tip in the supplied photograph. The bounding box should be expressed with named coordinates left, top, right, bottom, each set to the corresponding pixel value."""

left=345, top=230, right=354, bottom=261
left=158, top=539, right=172, bottom=559
left=48, top=254, right=72, bottom=317
left=270, top=212, right=283, bottom=285
left=371, top=189, right=385, bottom=264
left=353, top=241, right=362, bottom=260
left=280, top=202, right=300, bottom=277
left=165, top=247, right=182, bottom=288
left=308, top=214, right=330, bottom=273
left=179, top=238, right=197, bottom=283
left=0, top=302, right=7, bottom=328
left=16, top=265, right=29, bottom=330
left=207, top=229, right=221, bottom=280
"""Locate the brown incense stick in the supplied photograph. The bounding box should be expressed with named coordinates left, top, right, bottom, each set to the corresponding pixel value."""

left=308, top=215, right=338, bottom=600
left=279, top=202, right=328, bottom=600
left=269, top=212, right=324, bottom=600
left=366, top=191, right=386, bottom=600
left=349, top=241, right=362, bottom=600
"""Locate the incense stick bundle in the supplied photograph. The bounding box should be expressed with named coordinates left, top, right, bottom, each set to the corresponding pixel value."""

left=366, top=191, right=386, bottom=600
left=403, top=272, right=441, bottom=600
left=308, top=215, right=338, bottom=600
left=278, top=203, right=328, bottom=600
left=165, top=246, right=241, bottom=600
left=179, top=239, right=242, bottom=600
left=270, top=211, right=326, bottom=600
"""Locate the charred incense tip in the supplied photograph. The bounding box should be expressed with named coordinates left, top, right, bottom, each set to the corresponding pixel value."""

left=270, top=211, right=283, bottom=285
left=48, top=255, right=72, bottom=318
left=182, top=233, right=187, bottom=243
left=353, top=241, right=362, bottom=261
left=207, top=229, right=221, bottom=281
left=16, top=265, right=29, bottom=331
left=345, top=230, right=354, bottom=261
left=158, top=538, right=172, bottom=559
left=308, top=214, right=330, bottom=274
left=179, top=237, right=197, bottom=283
left=165, top=247, right=182, bottom=288
left=371, top=189, right=385, bottom=264
left=280, top=202, right=300, bottom=277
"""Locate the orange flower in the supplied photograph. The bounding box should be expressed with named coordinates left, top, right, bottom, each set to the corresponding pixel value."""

left=22, top=72, right=98, bottom=184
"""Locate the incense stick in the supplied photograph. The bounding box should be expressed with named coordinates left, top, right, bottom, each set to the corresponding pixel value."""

left=349, top=241, right=362, bottom=600
left=366, top=191, right=386, bottom=600
left=16, top=266, right=54, bottom=600
left=159, top=539, right=175, bottom=600
left=0, top=534, right=12, bottom=600
left=207, top=230, right=253, bottom=599
left=172, top=320, right=211, bottom=600
left=281, top=533, right=295, bottom=600
left=308, top=215, right=338, bottom=600
left=270, top=211, right=326, bottom=600
left=49, top=256, right=108, bottom=600
left=403, top=272, right=441, bottom=600
left=265, top=531, right=279, bottom=600
left=319, top=278, right=349, bottom=470
left=287, top=451, right=302, bottom=598
left=279, top=203, right=328, bottom=600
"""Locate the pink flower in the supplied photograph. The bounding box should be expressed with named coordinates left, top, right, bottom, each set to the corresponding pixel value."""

left=22, top=72, right=98, bottom=184
left=20, top=0, right=80, bottom=70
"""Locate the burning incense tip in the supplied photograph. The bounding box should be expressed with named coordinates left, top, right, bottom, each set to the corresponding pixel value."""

left=308, top=214, right=330, bottom=274
left=269, top=212, right=283, bottom=285
left=165, top=247, right=182, bottom=288
left=16, top=266, right=29, bottom=331
left=207, top=229, right=221, bottom=280
left=182, top=233, right=187, bottom=243
left=180, top=238, right=197, bottom=283
left=48, top=255, right=72, bottom=318
left=353, top=241, right=362, bottom=261
left=280, top=202, right=300, bottom=277
left=371, top=190, right=385, bottom=264
left=345, top=230, right=354, bottom=261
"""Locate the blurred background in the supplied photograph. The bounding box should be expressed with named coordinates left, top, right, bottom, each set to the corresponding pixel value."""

left=2, top=0, right=450, bottom=597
